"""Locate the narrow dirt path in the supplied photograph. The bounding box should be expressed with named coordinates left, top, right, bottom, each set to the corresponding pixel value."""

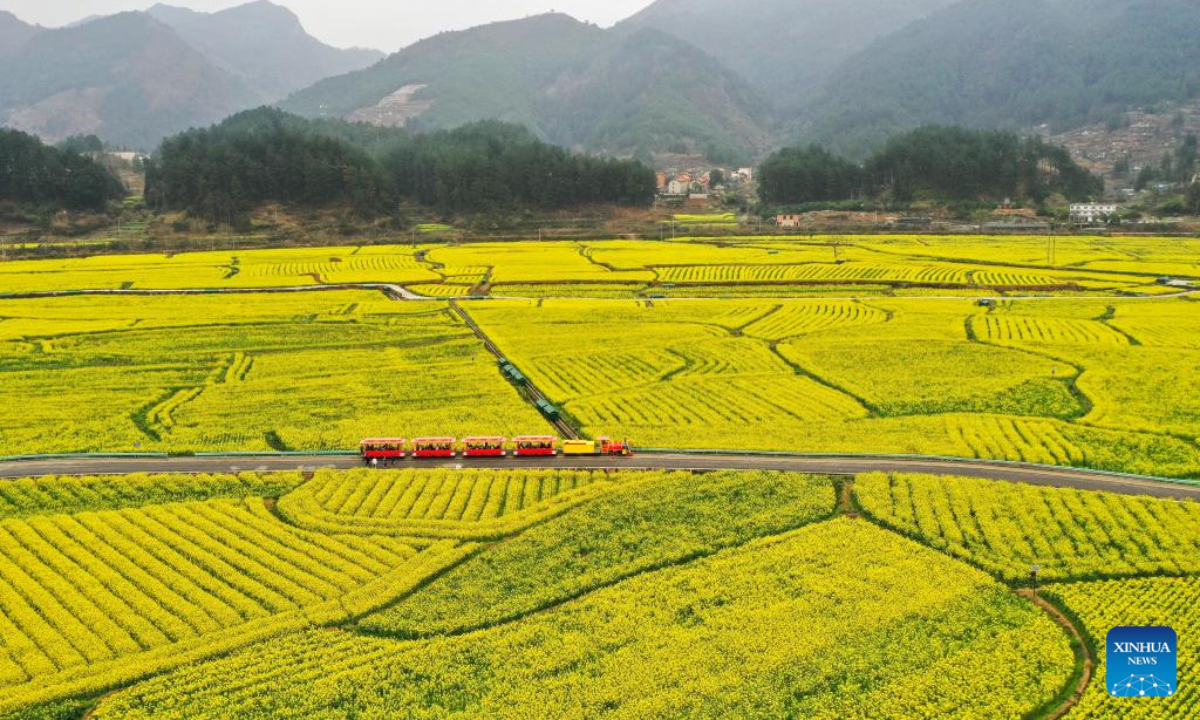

left=839, top=479, right=860, bottom=518
left=448, top=301, right=581, bottom=440
left=1016, top=588, right=1095, bottom=720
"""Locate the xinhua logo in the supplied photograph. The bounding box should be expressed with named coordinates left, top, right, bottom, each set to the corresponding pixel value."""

left=1107, top=627, right=1177, bottom=698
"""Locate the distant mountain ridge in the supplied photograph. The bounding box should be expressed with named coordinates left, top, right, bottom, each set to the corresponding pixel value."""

left=0, top=13, right=257, bottom=148
left=794, top=0, right=1200, bottom=154
left=620, top=0, right=958, bottom=107
left=282, top=13, right=773, bottom=163
left=0, top=2, right=381, bottom=148
left=5, top=0, right=1200, bottom=164
left=0, top=11, right=40, bottom=57
left=146, top=1, right=383, bottom=102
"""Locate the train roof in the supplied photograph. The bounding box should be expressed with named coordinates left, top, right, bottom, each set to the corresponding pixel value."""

left=361, top=438, right=405, bottom=444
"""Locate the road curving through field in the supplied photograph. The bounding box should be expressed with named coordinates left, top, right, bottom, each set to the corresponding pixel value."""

left=1, top=451, right=1197, bottom=499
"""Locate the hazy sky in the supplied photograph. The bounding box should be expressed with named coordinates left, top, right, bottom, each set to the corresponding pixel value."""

left=3, top=0, right=656, bottom=52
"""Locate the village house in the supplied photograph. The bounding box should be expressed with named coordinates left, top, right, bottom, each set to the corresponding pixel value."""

left=1069, top=203, right=1120, bottom=223
left=776, top=214, right=803, bottom=228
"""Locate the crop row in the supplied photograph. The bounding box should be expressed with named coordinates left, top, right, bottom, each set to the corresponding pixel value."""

left=0, top=473, right=305, bottom=520
left=570, top=375, right=867, bottom=430
left=1045, top=576, right=1200, bottom=718
left=971, top=316, right=1130, bottom=345
left=855, top=472, right=1200, bottom=581
left=742, top=301, right=889, bottom=340
left=0, top=538, right=471, bottom=715
left=305, top=468, right=605, bottom=522
left=656, top=263, right=972, bottom=285
left=368, top=470, right=836, bottom=637
left=276, top=469, right=624, bottom=541
left=91, top=519, right=1073, bottom=719
left=0, top=498, right=416, bottom=691
left=947, top=415, right=1087, bottom=465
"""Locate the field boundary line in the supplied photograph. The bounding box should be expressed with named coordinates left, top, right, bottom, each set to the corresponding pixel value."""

left=449, top=300, right=581, bottom=439
left=1018, top=588, right=1094, bottom=720
left=354, top=503, right=842, bottom=642
left=637, top=448, right=1200, bottom=487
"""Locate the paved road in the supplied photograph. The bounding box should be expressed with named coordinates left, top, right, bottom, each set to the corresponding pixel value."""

left=0, top=284, right=433, bottom=301
left=2, top=453, right=1197, bottom=500
left=3, top=283, right=1193, bottom=305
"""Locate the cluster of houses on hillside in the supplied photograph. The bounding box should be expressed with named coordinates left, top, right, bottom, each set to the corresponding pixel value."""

left=656, top=167, right=754, bottom=205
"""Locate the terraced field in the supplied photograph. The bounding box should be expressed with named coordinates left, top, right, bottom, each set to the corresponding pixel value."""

left=0, top=292, right=549, bottom=457
left=856, top=473, right=1200, bottom=580
left=0, top=471, right=478, bottom=715
left=3, top=235, right=1199, bottom=717
left=0, top=461, right=1195, bottom=718
left=470, top=296, right=1200, bottom=478
left=0, top=468, right=1186, bottom=718
left=276, top=469, right=623, bottom=540
left=1045, top=577, right=1200, bottom=718
left=4, top=235, right=1199, bottom=297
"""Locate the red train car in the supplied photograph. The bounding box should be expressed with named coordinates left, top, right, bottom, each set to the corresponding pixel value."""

left=360, top=439, right=406, bottom=463
left=463, top=437, right=507, bottom=457
left=514, top=436, right=558, bottom=457
left=411, top=438, right=456, bottom=459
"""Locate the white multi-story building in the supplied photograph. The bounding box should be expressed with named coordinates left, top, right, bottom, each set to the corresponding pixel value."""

left=1069, top=203, right=1119, bottom=223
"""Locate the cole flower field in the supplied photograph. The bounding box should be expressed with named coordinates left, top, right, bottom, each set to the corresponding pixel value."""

left=2, top=234, right=1200, bottom=716
left=1, top=236, right=1198, bottom=478
left=0, top=468, right=1194, bottom=717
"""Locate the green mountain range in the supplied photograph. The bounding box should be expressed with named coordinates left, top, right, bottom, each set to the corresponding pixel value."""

left=796, top=0, right=1200, bottom=154
left=0, top=2, right=380, bottom=148
left=0, top=11, right=39, bottom=57
left=282, top=14, right=773, bottom=164
left=620, top=0, right=958, bottom=108
left=146, top=2, right=382, bottom=103
left=5, top=0, right=1200, bottom=163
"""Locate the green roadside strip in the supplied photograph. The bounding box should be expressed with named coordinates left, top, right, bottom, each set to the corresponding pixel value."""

left=637, top=447, right=1200, bottom=488
left=0, top=453, right=170, bottom=462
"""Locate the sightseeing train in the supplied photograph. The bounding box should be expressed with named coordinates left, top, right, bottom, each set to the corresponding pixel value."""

left=359, top=436, right=634, bottom=463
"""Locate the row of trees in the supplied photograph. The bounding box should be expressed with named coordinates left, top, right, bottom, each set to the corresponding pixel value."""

left=759, top=126, right=1103, bottom=207
left=0, top=129, right=125, bottom=210
left=145, top=109, right=657, bottom=221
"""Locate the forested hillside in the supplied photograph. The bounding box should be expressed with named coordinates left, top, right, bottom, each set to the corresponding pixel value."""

left=621, top=0, right=956, bottom=105
left=759, top=126, right=1102, bottom=206
left=0, top=129, right=126, bottom=209
left=281, top=14, right=772, bottom=163
left=146, top=109, right=656, bottom=221
left=798, top=0, right=1200, bottom=154
left=0, top=11, right=38, bottom=57
left=0, top=13, right=258, bottom=148
left=0, top=3, right=379, bottom=149
left=146, top=2, right=382, bottom=102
